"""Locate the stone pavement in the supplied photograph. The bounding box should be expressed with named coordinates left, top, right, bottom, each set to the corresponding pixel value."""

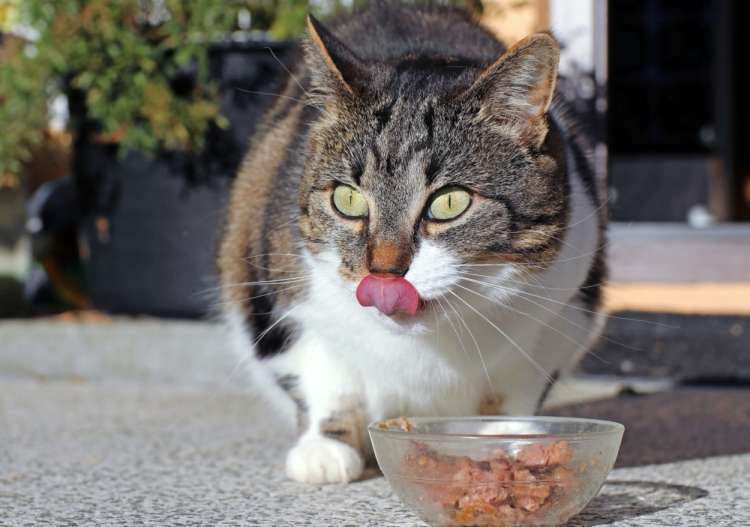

left=1, top=319, right=748, bottom=526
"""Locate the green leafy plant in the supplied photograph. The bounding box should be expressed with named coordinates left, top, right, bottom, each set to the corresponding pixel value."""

left=1, top=0, right=250, bottom=182
left=0, top=0, right=474, bottom=183
left=0, top=0, right=314, bottom=183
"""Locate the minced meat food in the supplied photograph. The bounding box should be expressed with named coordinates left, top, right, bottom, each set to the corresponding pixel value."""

left=404, top=441, right=576, bottom=526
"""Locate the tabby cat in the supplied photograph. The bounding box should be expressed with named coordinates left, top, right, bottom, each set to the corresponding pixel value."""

left=219, top=2, right=605, bottom=484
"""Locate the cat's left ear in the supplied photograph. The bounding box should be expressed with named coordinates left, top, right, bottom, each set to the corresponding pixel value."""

left=466, top=33, right=560, bottom=147
left=305, top=15, right=368, bottom=98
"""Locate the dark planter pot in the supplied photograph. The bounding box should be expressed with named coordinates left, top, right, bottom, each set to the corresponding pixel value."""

left=76, top=153, right=232, bottom=317
left=72, top=40, right=295, bottom=317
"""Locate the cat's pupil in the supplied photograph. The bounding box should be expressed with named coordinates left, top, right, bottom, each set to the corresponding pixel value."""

left=448, top=194, right=452, bottom=209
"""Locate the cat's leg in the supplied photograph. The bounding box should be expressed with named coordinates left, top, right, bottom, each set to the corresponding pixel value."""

left=476, top=295, right=605, bottom=416
left=476, top=336, right=548, bottom=416
left=526, top=296, right=606, bottom=410
left=271, top=333, right=367, bottom=484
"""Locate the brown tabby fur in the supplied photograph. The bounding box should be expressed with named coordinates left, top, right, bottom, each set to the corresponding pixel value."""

left=219, top=2, right=601, bottom=359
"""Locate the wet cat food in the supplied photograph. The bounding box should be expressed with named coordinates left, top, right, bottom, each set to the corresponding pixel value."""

left=404, top=441, right=577, bottom=526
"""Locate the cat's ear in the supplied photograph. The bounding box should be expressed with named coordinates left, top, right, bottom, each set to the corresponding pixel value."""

left=305, top=15, right=367, bottom=97
left=467, top=33, right=560, bottom=147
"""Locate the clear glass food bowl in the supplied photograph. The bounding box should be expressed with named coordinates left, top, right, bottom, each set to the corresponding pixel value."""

left=369, top=416, right=624, bottom=527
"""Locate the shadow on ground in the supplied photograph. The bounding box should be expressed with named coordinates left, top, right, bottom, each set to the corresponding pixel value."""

left=569, top=480, right=708, bottom=526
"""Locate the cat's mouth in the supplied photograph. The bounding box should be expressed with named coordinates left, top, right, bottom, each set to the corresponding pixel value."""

left=355, top=274, right=422, bottom=317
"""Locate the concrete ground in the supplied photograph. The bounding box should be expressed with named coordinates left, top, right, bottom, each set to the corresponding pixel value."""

left=1, top=318, right=748, bottom=526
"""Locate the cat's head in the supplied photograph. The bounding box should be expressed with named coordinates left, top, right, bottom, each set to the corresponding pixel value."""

left=298, top=16, right=566, bottom=329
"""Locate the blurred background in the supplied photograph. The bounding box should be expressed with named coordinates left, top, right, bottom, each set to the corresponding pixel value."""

left=1, top=0, right=749, bottom=465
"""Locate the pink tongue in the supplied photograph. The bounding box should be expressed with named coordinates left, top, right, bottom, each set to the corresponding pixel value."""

left=355, top=275, right=420, bottom=316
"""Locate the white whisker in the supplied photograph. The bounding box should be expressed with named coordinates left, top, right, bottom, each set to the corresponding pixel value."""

left=265, top=46, right=310, bottom=97
left=235, top=88, right=309, bottom=106
left=443, top=294, right=503, bottom=408
left=435, top=296, right=470, bottom=362
left=448, top=290, right=553, bottom=383
left=458, top=274, right=674, bottom=329
left=458, top=275, right=648, bottom=353
left=228, top=277, right=312, bottom=287
left=460, top=270, right=605, bottom=293
left=252, top=303, right=301, bottom=347
left=452, top=282, right=593, bottom=360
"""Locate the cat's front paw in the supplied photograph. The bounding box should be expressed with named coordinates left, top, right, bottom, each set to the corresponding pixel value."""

left=286, top=436, right=364, bottom=484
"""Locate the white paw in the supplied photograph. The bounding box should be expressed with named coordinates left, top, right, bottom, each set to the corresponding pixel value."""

left=286, top=436, right=364, bottom=484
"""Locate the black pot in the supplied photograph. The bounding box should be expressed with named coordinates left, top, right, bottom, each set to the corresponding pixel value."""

left=72, top=40, right=295, bottom=318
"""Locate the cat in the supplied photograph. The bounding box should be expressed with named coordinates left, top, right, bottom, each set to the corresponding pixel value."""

left=219, top=2, right=606, bottom=485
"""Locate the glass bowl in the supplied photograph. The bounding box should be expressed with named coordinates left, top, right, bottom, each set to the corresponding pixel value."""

left=369, top=416, right=624, bottom=527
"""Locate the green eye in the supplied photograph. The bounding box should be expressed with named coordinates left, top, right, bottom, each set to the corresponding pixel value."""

left=332, top=184, right=369, bottom=218
left=427, top=187, right=472, bottom=221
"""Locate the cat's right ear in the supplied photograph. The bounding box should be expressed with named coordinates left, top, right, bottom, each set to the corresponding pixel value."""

left=305, top=15, right=368, bottom=98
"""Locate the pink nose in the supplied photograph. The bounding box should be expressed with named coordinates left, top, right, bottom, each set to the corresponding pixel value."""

left=355, top=275, right=420, bottom=316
